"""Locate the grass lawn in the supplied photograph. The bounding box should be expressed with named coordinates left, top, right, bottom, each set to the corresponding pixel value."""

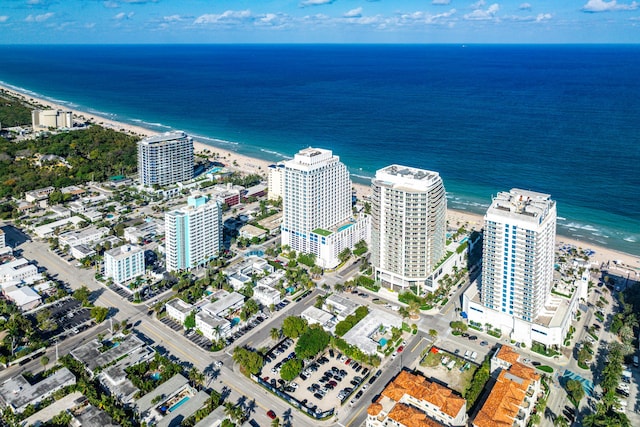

left=420, top=350, right=478, bottom=394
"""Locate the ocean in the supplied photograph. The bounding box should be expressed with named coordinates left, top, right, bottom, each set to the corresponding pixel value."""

left=0, top=44, right=638, bottom=255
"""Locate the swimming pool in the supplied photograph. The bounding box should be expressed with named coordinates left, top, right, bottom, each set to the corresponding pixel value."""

left=338, top=223, right=353, bottom=232
left=379, top=338, right=388, bottom=346
left=231, top=317, right=241, bottom=326
left=151, top=372, right=161, bottom=380
left=169, top=396, right=190, bottom=412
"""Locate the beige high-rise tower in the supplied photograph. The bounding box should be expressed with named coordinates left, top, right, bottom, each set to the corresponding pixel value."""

left=371, top=165, right=447, bottom=293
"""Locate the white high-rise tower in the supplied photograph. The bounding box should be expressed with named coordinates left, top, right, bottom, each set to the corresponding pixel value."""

left=281, top=147, right=368, bottom=268
left=371, top=165, right=447, bottom=293
left=138, top=131, right=194, bottom=187
left=165, top=195, right=222, bottom=272
left=480, top=189, right=556, bottom=321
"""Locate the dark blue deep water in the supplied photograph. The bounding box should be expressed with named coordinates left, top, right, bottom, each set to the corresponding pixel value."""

left=0, top=44, right=638, bottom=254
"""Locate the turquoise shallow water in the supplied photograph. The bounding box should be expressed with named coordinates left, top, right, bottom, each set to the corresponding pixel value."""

left=0, top=44, right=638, bottom=254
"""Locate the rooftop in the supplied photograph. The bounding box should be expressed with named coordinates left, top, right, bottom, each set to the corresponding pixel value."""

left=374, top=165, right=442, bottom=192
left=379, top=370, right=466, bottom=419
left=473, top=370, right=532, bottom=427
left=488, top=188, right=555, bottom=223
left=387, top=402, right=445, bottom=427
left=71, top=334, right=146, bottom=372
left=0, top=367, right=75, bottom=412
left=140, top=131, right=190, bottom=145
left=166, top=298, right=194, bottom=314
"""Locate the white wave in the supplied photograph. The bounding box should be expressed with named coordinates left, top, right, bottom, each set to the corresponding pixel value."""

left=143, top=121, right=171, bottom=129
left=259, top=148, right=290, bottom=159
left=190, top=134, right=240, bottom=146
left=562, top=222, right=599, bottom=232
left=88, top=109, right=116, bottom=118
left=350, top=173, right=374, bottom=181
left=623, top=236, right=638, bottom=243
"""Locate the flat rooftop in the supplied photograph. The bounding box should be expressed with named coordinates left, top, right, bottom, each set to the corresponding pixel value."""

left=0, top=367, right=75, bottom=412
left=71, top=334, right=146, bottom=372
left=140, top=131, right=189, bottom=145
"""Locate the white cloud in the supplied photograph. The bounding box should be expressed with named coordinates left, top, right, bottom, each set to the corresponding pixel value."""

left=582, top=0, right=639, bottom=12
left=344, top=7, right=363, bottom=18
left=163, top=15, right=183, bottom=22
left=471, top=0, right=486, bottom=8
left=25, top=12, right=54, bottom=22
left=535, top=13, right=552, bottom=21
left=464, top=3, right=499, bottom=20
left=0, top=16, right=8, bottom=23
left=193, top=10, right=252, bottom=25
left=85, top=22, right=96, bottom=28
left=432, top=0, right=451, bottom=4
left=103, top=1, right=119, bottom=8
left=114, top=12, right=135, bottom=20
left=301, top=0, right=335, bottom=6
left=27, top=0, right=45, bottom=5
left=519, top=2, right=532, bottom=9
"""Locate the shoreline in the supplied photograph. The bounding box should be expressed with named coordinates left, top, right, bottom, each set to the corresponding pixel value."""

left=1, top=83, right=639, bottom=271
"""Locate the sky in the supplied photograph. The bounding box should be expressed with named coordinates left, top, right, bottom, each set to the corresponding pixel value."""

left=1, top=0, right=639, bottom=44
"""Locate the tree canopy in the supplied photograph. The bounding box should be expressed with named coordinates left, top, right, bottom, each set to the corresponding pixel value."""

left=295, top=326, right=330, bottom=359
left=282, top=316, right=308, bottom=339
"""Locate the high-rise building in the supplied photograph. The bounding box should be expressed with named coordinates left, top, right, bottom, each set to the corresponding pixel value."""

left=104, top=244, right=145, bottom=285
left=32, top=109, right=73, bottom=130
left=481, top=189, right=556, bottom=321
left=281, top=147, right=369, bottom=268
left=137, top=131, right=194, bottom=187
left=463, top=189, right=569, bottom=347
left=370, top=165, right=447, bottom=293
left=165, top=195, right=222, bottom=272
left=267, top=163, right=285, bottom=201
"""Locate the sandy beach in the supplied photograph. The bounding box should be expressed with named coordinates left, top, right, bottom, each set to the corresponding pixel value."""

left=2, top=83, right=639, bottom=274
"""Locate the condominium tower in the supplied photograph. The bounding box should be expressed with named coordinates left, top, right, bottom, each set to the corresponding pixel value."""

left=480, top=189, right=556, bottom=321
left=104, top=244, right=145, bottom=285
left=281, top=148, right=369, bottom=268
left=165, top=195, right=222, bottom=271
left=137, top=131, right=194, bottom=187
left=371, top=165, right=447, bottom=293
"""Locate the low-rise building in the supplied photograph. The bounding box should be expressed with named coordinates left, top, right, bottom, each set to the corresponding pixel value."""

left=224, top=256, right=273, bottom=290
left=366, top=370, right=467, bottom=427
left=70, top=334, right=152, bottom=375
left=59, top=226, right=109, bottom=249
left=70, top=244, right=96, bottom=260
left=342, top=308, right=403, bottom=355
left=472, top=345, right=541, bottom=427
left=323, top=294, right=358, bottom=321
left=256, top=269, right=286, bottom=289
left=202, top=291, right=244, bottom=318
left=0, top=258, right=40, bottom=284
left=24, top=186, right=55, bottom=203
left=104, top=244, right=145, bottom=285
left=195, top=311, right=231, bottom=341
left=258, top=211, right=283, bottom=235
left=5, top=286, right=41, bottom=311
left=301, top=306, right=336, bottom=329
left=165, top=298, right=194, bottom=325
left=239, top=224, right=267, bottom=240
left=32, top=216, right=85, bottom=239
left=0, top=367, right=76, bottom=414
left=135, top=373, right=210, bottom=427
left=32, top=109, right=73, bottom=130
left=253, top=285, right=281, bottom=307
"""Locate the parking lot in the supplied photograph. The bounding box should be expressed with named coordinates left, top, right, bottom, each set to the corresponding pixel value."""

left=261, top=342, right=372, bottom=414
left=28, top=297, right=92, bottom=340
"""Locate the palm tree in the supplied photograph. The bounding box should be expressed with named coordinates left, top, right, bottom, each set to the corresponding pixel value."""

left=271, top=417, right=281, bottom=427
left=270, top=327, right=281, bottom=341
left=553, top=415, right=570, bottom=427
left=428, top=329, right=438, bottom=341
left=188, top=367, right=205, bottom=390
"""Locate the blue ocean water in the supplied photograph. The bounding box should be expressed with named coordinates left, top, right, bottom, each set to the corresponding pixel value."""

left=0, top=44, right=638, bottom=255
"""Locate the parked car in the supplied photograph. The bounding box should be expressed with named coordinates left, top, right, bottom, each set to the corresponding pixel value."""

left=267, top=410, right=277, bottom=419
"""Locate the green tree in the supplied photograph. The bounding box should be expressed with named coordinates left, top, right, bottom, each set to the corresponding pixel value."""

left=295, top=326, right=331, bottom=359
left=188, top=367, right=205, bottom=390
left=282, top=316, right=308, bottom=339
left=428, top=329, right=438, bottom=341
left=270, top=327, right=281, bottom=341
left=565, top=379, right=585, bottom=406
left=40, top=355, right=50, bottom=370
left=90, top=306, right=109, bottom=323
left=280, top=358, right=303, bottom=382
left=73, top=285, right=91, bottom=305
left=338, top=248, right=352, bottom=264
left=184, top=311, right=196, bottom=329
left=232, top=346, right=264, bottom=376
